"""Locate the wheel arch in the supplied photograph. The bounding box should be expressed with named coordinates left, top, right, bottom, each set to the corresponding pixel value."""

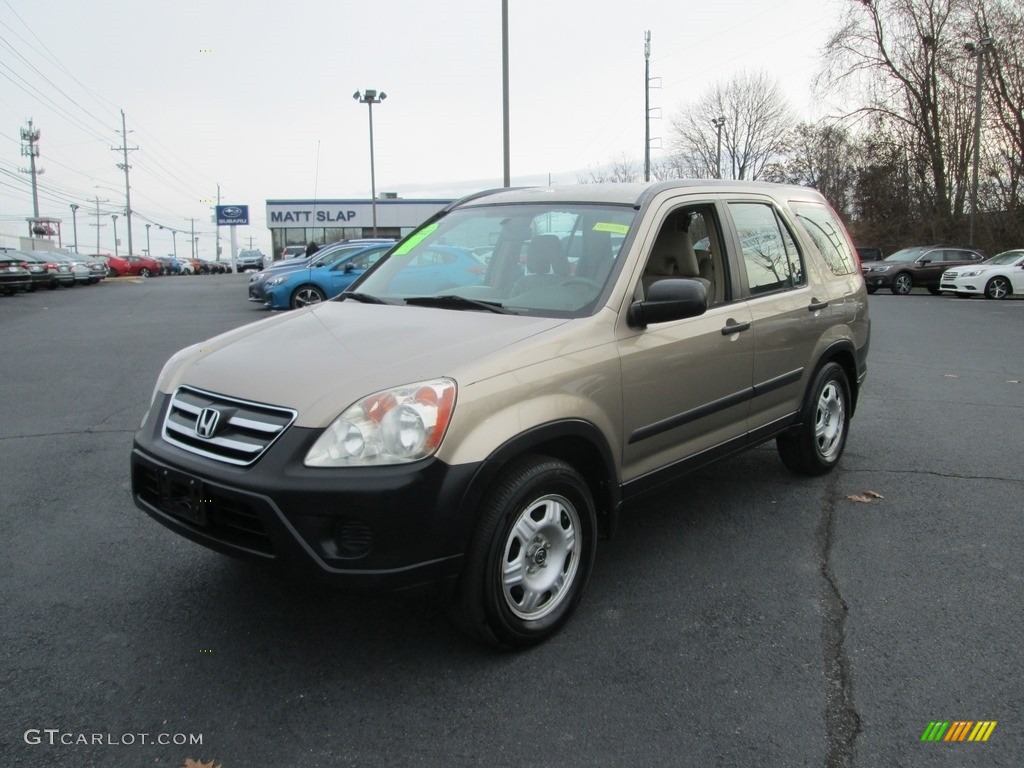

left=813, top=340, right=861, bottom=416
left=459, top=420, right=621, bottom=541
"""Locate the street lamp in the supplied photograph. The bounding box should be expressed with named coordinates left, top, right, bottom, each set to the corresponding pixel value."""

left=111, top=214, right=119, bottom=257
left=353, top=88, right=387, bottom=237
left=712, top=116, right=726, bottom=180
left=69, top=204, right=79, bottom=253
left=965, top=36, right=994, bottom=246
left=145, top=223, right=151, bottom=260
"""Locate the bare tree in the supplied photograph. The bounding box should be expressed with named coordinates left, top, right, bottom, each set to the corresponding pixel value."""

left=668, top=70, right=795, bottom=181
left=976, top=0, right=1024, bottom=214
left=819, top=0, right=980, bottom=239
left=577, top=153, right=642, bottom=184
left=766, top=123, right=861, bottom=216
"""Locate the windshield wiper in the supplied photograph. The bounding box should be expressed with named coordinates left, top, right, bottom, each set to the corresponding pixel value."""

left=339, top=291, right=389, bottom=304
left=404, top=295, right=515, bottom=314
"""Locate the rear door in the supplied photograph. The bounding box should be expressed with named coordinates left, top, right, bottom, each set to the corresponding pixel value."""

left=723, top=199, right=834, bottom=436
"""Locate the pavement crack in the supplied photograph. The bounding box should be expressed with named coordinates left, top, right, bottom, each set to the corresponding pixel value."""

left=0, top=428, right=135, bottom=441
left=841, top=467, right=1022, bottom=484
left=819, top=472, right=862, bottom=768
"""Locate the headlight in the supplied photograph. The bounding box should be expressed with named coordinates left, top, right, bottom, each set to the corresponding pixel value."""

left=960, top=270, right=981, bottom=277
left=250, top=272, right=265, bottom=282
left=266, top=275, right=288, bottom=287
left=305, top=378, right=457, bottom=466
left=873, top=265, right=891, bottom=272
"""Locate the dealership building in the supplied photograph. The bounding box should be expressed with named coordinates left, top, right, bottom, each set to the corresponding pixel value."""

left=266, top=197, right=451, bottom=255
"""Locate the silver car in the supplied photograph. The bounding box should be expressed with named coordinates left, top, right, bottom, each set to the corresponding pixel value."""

left=132, top=181, right=870, bottom=648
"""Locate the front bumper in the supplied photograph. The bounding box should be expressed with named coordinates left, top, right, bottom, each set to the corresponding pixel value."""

left=862, top=270, right=894, bottom=289
left=940, top=275, right=983, bottom=295
left=131, top=394, right=482, bottom=592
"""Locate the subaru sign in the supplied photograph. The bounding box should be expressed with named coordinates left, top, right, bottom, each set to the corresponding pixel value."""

left=216, top=205, right=249, bottom=226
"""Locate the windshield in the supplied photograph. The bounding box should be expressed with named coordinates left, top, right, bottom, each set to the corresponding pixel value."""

left=349, top=203, right=636, bottom=317
left=983, top=250, right=1024, bottom=265
left=884, top=247, right=927, bottom=262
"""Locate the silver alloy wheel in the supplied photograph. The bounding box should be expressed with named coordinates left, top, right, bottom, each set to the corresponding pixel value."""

left=893, top=273, right=912, bottom=294
left=293, top=287, right=324, bottom=307
left=501, top=493, right=581, bottom=621
left=815, top=380, right=845, bottom=462
left=986, top=276, right=1010, bottom=300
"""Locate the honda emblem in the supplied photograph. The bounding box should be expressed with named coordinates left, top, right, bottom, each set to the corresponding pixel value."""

left=195, top=407, right=221, bottom=439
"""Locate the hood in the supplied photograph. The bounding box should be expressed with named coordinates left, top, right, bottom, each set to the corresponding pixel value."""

left=158, top=301, right=568, bottom=428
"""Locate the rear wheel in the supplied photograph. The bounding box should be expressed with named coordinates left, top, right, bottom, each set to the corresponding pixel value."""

left=866, top=285, right=877, bottom=295
left=777, top=362, right=851, bottom=476
left=985, top=276, right=1011, bottom=300
left=927, top=287, right=941, bottom=295
left=290, top=285, right=325, bottom=309
left=891, top=273, right=913, bottom=295
left=452, top=455, right=597, bottom=649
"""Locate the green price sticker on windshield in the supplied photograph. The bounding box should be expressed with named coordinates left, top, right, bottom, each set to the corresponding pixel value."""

left=593, top=222, right=629, bottom=235
left=393, top=223, right=439, bottom=255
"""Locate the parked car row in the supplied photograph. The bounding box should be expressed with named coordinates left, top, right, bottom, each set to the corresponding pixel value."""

left=860, top=244, right=1023, bottom=299
left=0, top=247, right=106, bottom=295
left=96, top=254, right=235, bottom=277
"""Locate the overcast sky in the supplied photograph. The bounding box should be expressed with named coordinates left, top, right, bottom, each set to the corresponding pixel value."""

left=1, top=0, right=842, bottom=257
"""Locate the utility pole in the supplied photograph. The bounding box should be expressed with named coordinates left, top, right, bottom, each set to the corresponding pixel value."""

left=19, top=119, right=44, bottom=218
left=189, top=218, right=196, bottom=259
left=215, top=183, right=221, bottom=262
left=644, top=31, right=651, bottom=182
left=966, top=36, right=994, bottom=246
left=112, top=110, right=139, bottom=255
left=712, top=116, right=726, bottom=179
left=90, top=196, right=108, bottom=254
left=502, top=0, right=510, bottom=187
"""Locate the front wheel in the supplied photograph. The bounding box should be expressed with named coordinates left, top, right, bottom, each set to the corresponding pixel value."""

left=891, top=273, right=913, bottom=295
left=985, top=276, right=1011, bottom=300
left=290, top=285, right=326, bottom=309
left=777, top=362, right=851, bottom=476
left=452, top=455, right=597, bottom=649
left=139, top=267, right=152, bottom=278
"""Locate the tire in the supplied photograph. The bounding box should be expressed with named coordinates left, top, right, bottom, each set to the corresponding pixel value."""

left=866, top=286, right=877, bottom=295
left=452, top=455, right=597, bottom=649
left=290, top=285, right=326, bottom=309
left=891, top=273, right=913, bottom=295
left=985, top=276, right=1011, bottom=300
left=776, top=362, right=851, bottom=476
left=956, top=292, right=972, bottom=298
left=927, top=287, right=941, bottom=295
left=107, top=267, right=117, bottom=278
left=139, top=267, right=152, bottom=278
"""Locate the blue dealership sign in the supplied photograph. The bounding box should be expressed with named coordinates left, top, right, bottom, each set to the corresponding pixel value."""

left=216, top=205, right=249, bottom=225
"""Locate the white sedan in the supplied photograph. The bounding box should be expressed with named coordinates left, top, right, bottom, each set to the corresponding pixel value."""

left=940, top=249, right=1024, bottom=299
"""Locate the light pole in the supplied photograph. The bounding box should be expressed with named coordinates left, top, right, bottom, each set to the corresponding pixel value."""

left=145, top=223, right=151, bottom=259
left=111, top=214, right=119, bottom=256
left=966, top=36, right=994, bottom=246
left=70, top=204, right=79, bottom=253
left=353, top=88, right=387, bottom=237
left=712, top=116, right=726, bottom=180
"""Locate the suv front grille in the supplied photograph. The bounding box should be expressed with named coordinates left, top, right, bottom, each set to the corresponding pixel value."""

left=161, top=386, right=296, bottom=466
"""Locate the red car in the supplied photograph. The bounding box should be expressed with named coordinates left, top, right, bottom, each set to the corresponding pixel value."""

left=103, top=254, right=162, bottom=277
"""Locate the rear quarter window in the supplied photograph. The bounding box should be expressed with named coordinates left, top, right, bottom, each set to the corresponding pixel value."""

left=791, top=202, right=857, bottom=276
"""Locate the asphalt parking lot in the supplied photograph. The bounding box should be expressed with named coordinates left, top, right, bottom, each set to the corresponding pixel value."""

left=1, top=276, right=1022, bottom=767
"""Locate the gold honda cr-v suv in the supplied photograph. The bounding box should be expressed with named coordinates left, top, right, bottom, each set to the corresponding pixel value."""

left=132, top=181, right=870, bottom=648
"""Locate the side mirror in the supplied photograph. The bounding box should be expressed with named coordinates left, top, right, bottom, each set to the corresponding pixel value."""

left=343, top=263, right=355, bottom=273
left=627, top=278, right=708, bottom=328
left=919, top=258, right=931, bottom=265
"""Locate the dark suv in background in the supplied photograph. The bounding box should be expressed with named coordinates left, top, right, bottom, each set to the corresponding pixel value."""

left=862, top=245, right=984, bottom=295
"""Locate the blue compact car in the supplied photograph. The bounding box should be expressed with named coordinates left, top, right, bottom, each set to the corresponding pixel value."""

left=263, top=245, right=392, bottom=309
